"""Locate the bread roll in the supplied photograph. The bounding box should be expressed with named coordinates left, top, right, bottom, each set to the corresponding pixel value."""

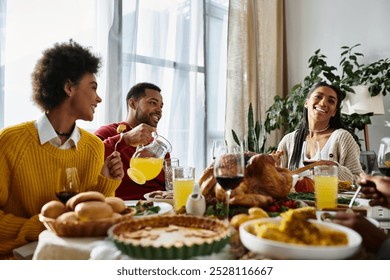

left=41, top=200, right=67, bottom=219
left=66, top=191, right=105, bottom=210
left=75, top=201, right=113, bottom=221
left=56, top=211, right=78, bottom=223
left=97, top=212, right=122, bottom=222
left=105, top=197, right=126, bottom=213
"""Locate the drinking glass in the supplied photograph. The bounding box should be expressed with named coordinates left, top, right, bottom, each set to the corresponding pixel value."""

left=378, top=143, right=390, bottom=176
left=211, top=139, right=227, bottom=160
left=173, top=166, right=195, bottom=212
left=302, top=140, right=321, bottom=166
left=213, top=144, right=245, bottom=221
left=314, top=165, right=338, bottom=209
left=360, top=150, right=377, bottom=174
left=163, top=158, right=179, bottom=192
left=56, top=167, right=80, bottom=203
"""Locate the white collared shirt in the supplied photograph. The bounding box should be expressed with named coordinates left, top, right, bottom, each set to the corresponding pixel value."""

left=35, top=113, right=80, bottom=149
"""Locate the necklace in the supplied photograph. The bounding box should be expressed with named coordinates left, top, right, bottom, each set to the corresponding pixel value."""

left=309, top=125, right=330, bottom=133
left=54, top=123, right=75, bottom=137
left=55, top=130, right=72, bottom=137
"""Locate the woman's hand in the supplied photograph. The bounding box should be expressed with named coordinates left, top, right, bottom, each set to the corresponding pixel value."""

left=101, top=151, right=124, bottom=180
left=358, top=173, right=390, bottom=209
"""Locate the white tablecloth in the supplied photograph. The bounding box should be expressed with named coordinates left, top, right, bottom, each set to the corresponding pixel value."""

left=32, top=230, right=233, bottom=260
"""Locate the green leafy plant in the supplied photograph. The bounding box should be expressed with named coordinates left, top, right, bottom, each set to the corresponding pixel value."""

left=232, top=103, right=264, bottom=153
left=262, top=44, right=389, bottom=150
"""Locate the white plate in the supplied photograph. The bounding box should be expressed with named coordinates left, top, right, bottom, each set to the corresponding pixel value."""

left=124, top=200, right=174, bottom=217
left=239, top=217, right=362, bottom=260
left=144, top=191, right=174, bottom=205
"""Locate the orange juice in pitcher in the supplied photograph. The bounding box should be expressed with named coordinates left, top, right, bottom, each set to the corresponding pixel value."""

left=127, top=132, right=171, bottom=185
left=129, top=158, right=164, bottom=181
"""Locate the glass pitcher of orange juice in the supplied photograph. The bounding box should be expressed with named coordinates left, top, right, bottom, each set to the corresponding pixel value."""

left=127, top=132, right=172, bottom=185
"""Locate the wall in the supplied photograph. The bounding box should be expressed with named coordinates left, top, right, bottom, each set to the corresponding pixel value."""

left=285, top=0, right=390, bottom=154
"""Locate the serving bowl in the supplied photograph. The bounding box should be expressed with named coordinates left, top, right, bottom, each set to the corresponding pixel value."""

left=239, top=217, right=362, bottom=259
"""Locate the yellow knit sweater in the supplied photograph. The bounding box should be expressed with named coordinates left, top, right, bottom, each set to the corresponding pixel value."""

left=0, top=121, right=120, bottom=255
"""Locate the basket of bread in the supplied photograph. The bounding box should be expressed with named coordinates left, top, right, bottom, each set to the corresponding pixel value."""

left=39, top=191, right=136, bottom=237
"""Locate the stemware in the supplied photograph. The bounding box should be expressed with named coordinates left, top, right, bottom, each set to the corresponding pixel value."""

left=378, top=143, right=390, bottom=176
left=211, top=139, right=227, bottom=160
left=55, top=167, right=80, bottom=203
left=213, top=144, right=245, bottom=221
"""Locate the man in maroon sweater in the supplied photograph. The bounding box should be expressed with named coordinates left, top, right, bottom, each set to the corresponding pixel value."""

left=95, top=82, right=169, bottom=200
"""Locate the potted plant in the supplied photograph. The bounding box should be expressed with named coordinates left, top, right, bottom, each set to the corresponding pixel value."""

left=262, top=44, right=389, bottom=150
left=232, top=103, right=264, bottom=153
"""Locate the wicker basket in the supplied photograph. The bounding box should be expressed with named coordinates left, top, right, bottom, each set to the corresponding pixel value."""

left=39, top=208, right=136, bottom=237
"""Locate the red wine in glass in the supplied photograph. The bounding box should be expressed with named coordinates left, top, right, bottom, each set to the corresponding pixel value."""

left=302, top=160, right=318, bottom=166
left=56, top=191, right=78, bottom=204
left=378, top=167, right=390, bottom=177
left=213, top=145, right=245, bottom=221
left=56, top=167, right=80, bottom=204
left=216, top=176, right=244, bottom=191
left=377, top=144, right=390, bottom=176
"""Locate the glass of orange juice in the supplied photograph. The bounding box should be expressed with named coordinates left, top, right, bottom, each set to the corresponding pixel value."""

left=173, top=166, right=195, bottom=212
left=314, top=165, right=338, bottom=209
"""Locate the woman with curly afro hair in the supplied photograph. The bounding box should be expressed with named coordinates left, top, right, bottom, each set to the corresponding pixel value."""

left=0, top=40, right=123, bottom=258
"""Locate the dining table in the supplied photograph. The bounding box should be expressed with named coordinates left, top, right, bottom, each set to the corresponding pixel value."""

left=30, top=196, right=388, bottom=260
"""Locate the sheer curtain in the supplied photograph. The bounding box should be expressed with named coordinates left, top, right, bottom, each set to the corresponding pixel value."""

left=225, top=0, right=285, bottom=149
left=122, top=0, right=206, bottom=178
left=1, top=0, right=112, bottom=130
left=0, top=0, right=6, bottom=128
left=0, top=0, right=228, bottom=180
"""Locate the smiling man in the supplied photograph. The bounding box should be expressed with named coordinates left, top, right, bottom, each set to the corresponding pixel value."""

left=95, top=82, right=169, bottom=200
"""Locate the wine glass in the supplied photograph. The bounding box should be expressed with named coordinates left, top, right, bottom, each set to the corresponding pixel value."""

left=302, top=140, right=321, bottom=166
left=213, top=144, right=245, bottom=221
left=56, top=167, right=80, bottom=203
left=378, top=143, right=390, bottom=176
left=211, top=139, right=227, bottom=160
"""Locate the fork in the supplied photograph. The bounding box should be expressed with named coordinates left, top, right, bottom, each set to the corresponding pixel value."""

left=346, top=184, right=362, bottom=213
left=114, top=132, right=124, bottom=152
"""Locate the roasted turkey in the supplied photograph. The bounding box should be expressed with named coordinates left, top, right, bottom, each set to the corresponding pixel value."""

left=199, top=153, right=293, bottom=207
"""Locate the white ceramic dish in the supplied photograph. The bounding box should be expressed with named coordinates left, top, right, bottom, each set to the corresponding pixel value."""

left=124, top=200, right=174, bottom=217
left=239, top=217, right=362, bottom=260
left=144, top=191, right=174, bottom=205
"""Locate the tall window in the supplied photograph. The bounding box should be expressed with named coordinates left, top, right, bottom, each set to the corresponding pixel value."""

left=0, top=0, right=228, bottom=178
left=121, top=0, right=228, bottom=176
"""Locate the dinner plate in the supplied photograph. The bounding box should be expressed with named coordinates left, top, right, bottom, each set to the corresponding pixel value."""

left=144, top=191, right=174, bottom=205
left=124, top=200, right=174, bottom=217
left=239, top=217, right=362, bottom=260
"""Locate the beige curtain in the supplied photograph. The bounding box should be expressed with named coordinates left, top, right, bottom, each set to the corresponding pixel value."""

left=225, top=0, right=285, bottom=150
